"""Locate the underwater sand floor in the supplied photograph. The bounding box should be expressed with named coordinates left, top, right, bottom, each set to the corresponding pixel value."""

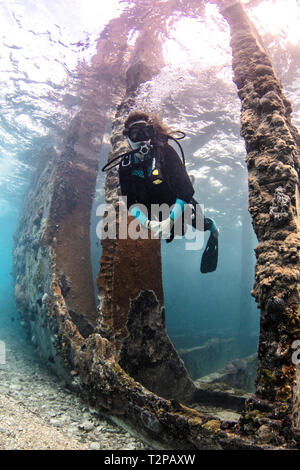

left=0, top=325, right=146, bottom=450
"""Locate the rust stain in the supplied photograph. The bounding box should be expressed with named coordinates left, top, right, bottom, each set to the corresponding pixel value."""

left=47, top=160, right=99, bottom=329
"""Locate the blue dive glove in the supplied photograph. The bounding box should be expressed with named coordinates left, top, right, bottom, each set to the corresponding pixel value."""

left=170, top=198, right=187, bottom=221
left=129, top=205, right=150, bottom=228
left=130, top=205, right=174, bottom=238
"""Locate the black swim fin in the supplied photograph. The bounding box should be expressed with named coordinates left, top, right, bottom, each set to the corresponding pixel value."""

left=166, top=223, right=175, bottom=243
left=200, top=232, right=218, bottom=273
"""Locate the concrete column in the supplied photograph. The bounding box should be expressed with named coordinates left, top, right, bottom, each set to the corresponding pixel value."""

left=96, top=21, right=196, bottom=403
left=221, top=1, right=300, bottom=446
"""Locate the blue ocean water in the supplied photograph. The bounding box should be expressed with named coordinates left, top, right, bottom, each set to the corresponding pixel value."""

left=0, top=0, right=300, bottom=374
left=0, top=212, right=18, bottom=328
left=162, top=213, right=258, bottom=338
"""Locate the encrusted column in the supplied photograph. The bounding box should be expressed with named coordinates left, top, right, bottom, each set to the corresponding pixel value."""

left=96, top=24, right=196, bottom=403
left=221, top=1, right=300, bottom=446
left=13, top=14, right=131, bottom=370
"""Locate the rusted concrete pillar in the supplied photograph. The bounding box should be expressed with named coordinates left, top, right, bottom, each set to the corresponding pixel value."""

left=13, top=16, right=130, bottom=372
left=96, top=23, right=196, bottom=404
left=221, top=1, right=300, bottom=446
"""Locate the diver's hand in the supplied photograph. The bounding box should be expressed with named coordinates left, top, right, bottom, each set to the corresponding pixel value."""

left=159, top=218, right=174, bottom=238
left=148, top=218, right=174, bottom=238
left=146, top=220, right=159, bottom=231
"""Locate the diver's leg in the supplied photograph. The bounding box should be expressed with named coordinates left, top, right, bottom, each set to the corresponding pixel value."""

left=167, top=199, right=216, bottom=242
left=189, top=198, right=216, bottom=232
left=188, top=198, right=219, bottom=272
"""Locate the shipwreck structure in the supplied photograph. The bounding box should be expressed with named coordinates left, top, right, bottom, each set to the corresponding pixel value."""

left=13, top=1, right=300, bottom=449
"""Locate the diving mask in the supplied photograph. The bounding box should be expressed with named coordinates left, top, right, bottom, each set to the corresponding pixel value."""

left=125, top=121, right=153, bottom=156
left=123, top=121, right=154, bottom=143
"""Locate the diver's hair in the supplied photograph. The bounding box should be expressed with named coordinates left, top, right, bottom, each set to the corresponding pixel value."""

left=124, top=111, right=175, bottom=141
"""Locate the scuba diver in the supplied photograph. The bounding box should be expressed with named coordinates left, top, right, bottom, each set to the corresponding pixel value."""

left=102, top=111, right=219, bottom=273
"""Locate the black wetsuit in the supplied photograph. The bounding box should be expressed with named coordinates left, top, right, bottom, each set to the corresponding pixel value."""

left=119, top=143, right=194, bottom=216
left=119, top=142, right=215, bottom=235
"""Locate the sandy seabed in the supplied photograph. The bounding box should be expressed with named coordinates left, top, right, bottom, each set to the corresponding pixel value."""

left=0, top=324, right=146, bottom=451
